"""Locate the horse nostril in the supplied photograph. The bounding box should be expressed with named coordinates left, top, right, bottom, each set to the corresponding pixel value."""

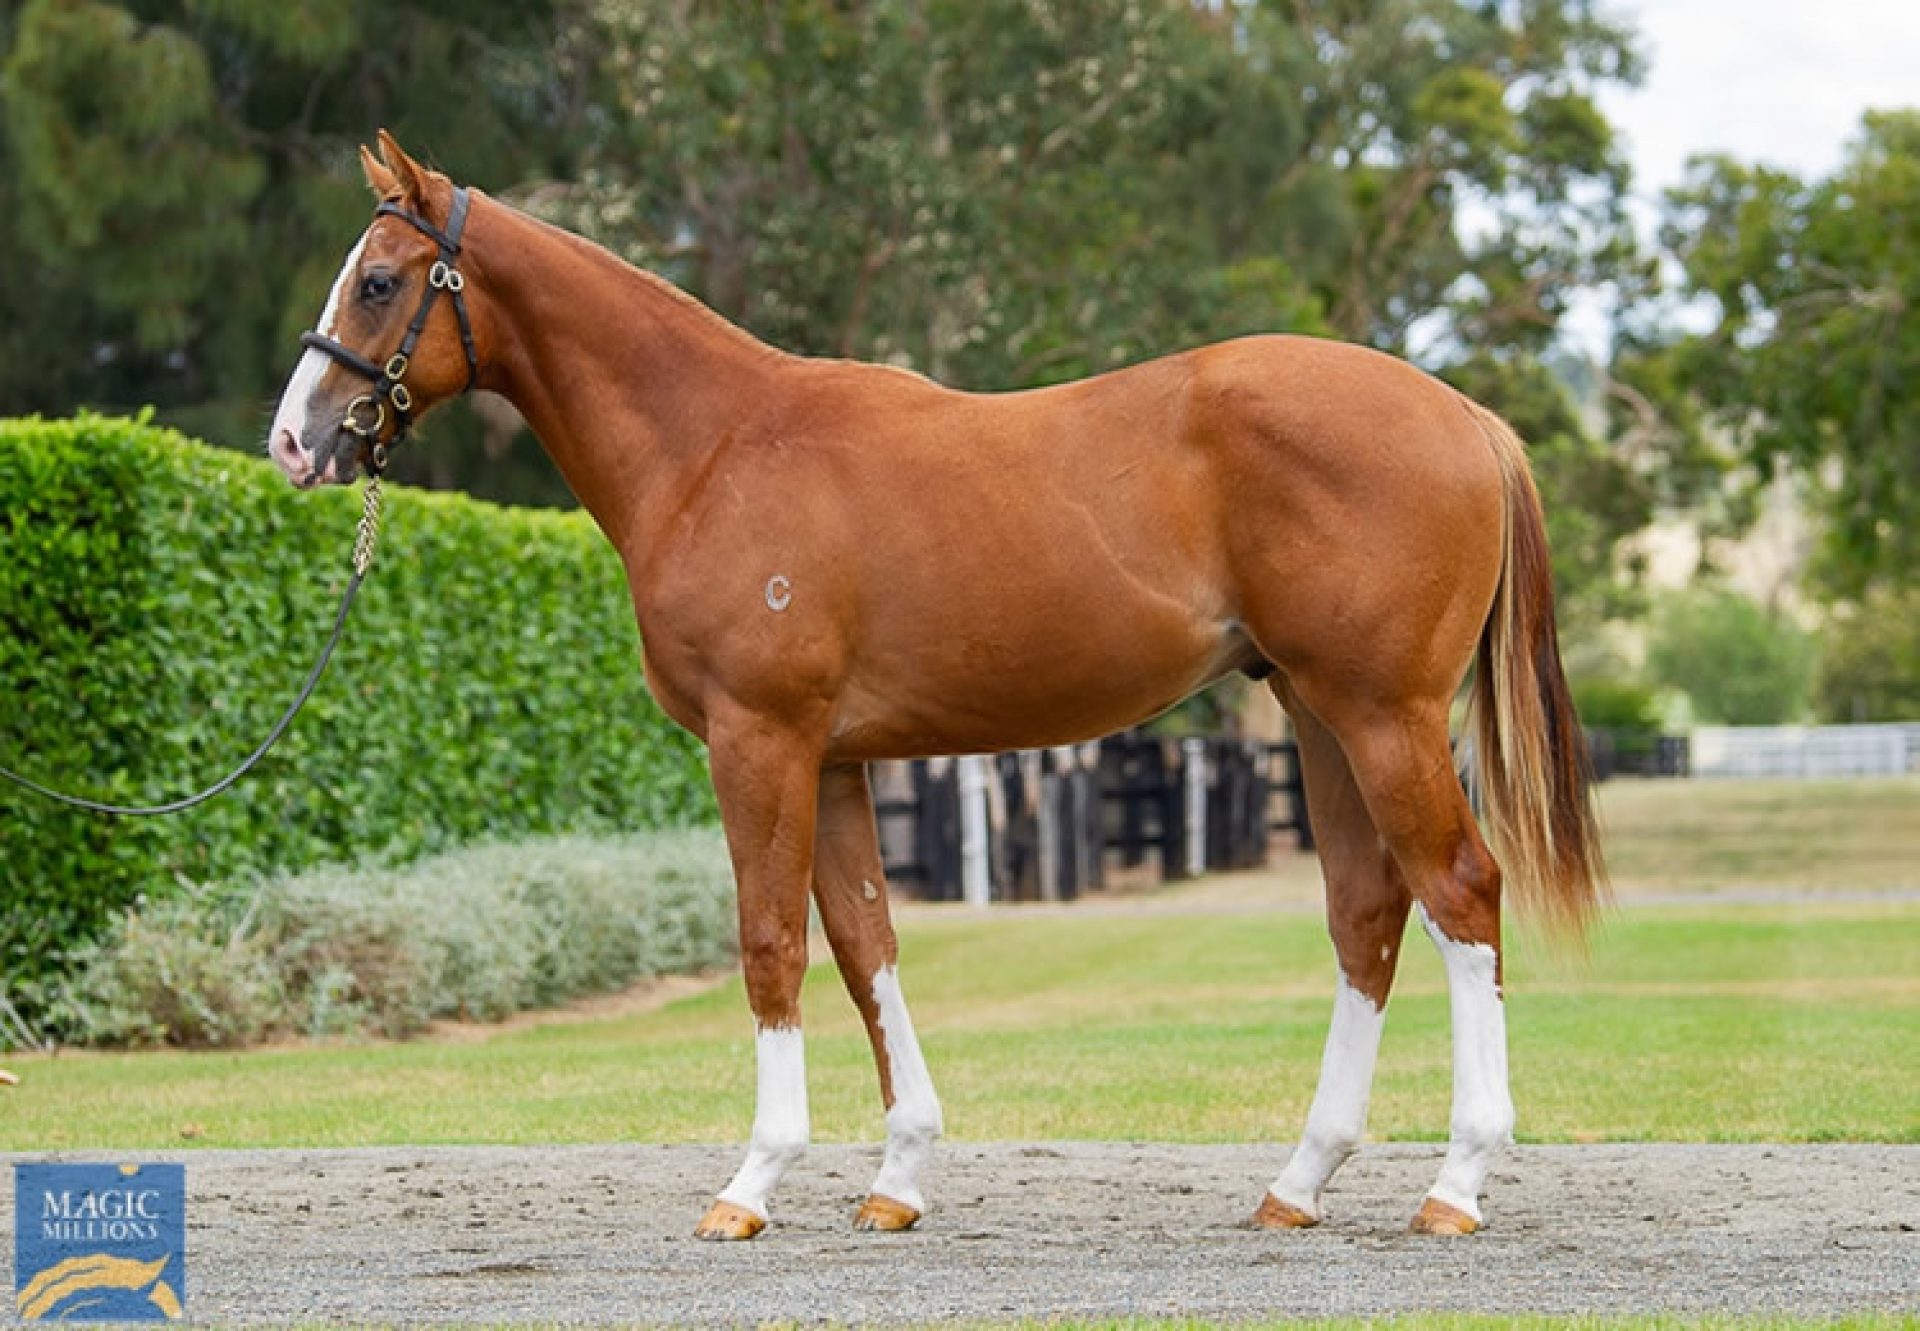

left=271, top=429, right=315, bottom=483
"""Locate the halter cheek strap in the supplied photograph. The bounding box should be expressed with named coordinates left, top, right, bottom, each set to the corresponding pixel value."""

left=300, top=185, right=479, bottom=477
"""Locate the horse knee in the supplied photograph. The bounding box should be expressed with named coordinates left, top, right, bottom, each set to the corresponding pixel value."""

left=739, top=925, right=808, bottom=1015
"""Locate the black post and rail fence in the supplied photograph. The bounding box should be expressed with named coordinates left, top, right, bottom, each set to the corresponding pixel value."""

left=873, top=730, right=1313, bottom=904
left=872, top=721, right=1681, bottom=904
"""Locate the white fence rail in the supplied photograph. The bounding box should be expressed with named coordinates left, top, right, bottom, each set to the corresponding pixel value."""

left=1688, top=723, right=1920, bottom=779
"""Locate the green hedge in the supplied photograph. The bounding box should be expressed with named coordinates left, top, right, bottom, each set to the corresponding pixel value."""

left=0, top=414, right=715, bottom=1011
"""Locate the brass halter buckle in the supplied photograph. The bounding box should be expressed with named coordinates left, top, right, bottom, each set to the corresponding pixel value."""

left=342, top=394, right=386, bottom=439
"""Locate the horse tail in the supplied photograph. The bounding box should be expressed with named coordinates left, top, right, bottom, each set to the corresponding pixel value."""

left=1461, top=397, right=1608, bottom=937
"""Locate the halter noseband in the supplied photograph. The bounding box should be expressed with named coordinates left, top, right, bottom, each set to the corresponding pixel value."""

left=300, top=185, right=479, bottom=477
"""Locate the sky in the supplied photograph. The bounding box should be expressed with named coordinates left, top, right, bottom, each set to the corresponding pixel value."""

left=1544, top=0, right=1920, bottom=357
left=1599, top=0, right=1920, bottom=199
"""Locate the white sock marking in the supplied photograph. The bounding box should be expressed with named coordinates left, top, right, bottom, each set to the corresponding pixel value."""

left=1416, top=902, right=1514, bottom=1222
left=868, top=964, right=943, bottom=1212
left=268, top=233, right=367, bottom=471
left=1270, top=974, right=1385, bottom=1218
left=717, top=1024, right=809, bottom=1220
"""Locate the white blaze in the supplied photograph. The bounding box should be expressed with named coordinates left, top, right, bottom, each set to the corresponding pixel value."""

left=716, top=1024, right=809, bottom=1221
left=1416, top=901, right=1514, bottom=1223
left=268, top=233, right=368, bottom=465
left=1270, top=973, right=1385, bottom=1219
left=868, top=964, right=943, bottom=1212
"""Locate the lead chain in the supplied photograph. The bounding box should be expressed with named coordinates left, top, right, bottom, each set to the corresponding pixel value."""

left=353, top=477, right=384, bottom=577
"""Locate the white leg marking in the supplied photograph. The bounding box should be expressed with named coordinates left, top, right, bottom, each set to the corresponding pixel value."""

left=868, top=964, right=943, bottom=1212
left=1269, top=974, right=1385, bottom=1218
left=268, top=233, right=367, bottom=471
left=1417, top=902, right=1514, bottom=1222
left=716, top=1025, right=809, bottom=1220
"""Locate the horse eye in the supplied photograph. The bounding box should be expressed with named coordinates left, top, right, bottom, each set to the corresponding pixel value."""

left=359, top=271, right=398, bottom=303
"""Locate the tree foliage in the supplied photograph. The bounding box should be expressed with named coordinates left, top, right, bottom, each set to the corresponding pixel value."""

left=1645, top=587, right=1816, bottom=726
left=0, top=0, right=582, bottom=495
left=1812, top=584, right=1920, bottom=724
left=558, top=0, right=1642, bottom=385
left=1641, top=111, right=1920, bottom=597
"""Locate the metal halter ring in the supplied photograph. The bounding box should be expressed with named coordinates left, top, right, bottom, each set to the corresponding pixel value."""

left=384, top=353, right=410, bottom=380
left=342, top=394, right=386, bottom=439
left=389, top=383, right=413, bottom=413
left=429, top=261, right=465, bottom=292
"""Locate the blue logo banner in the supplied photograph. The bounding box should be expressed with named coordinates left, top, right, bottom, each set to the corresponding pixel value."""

left=13, top=1163, right=186, bottom=1322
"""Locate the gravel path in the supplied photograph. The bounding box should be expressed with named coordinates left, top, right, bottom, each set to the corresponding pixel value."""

left=5, top=1143, right=1914, bottom=1323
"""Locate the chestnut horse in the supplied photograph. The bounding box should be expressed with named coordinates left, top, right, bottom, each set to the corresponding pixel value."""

left=270, top=134, right=1604, bottom=1241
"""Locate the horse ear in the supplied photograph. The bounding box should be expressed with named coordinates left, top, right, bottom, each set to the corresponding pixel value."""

left=359, top=144, right=399, bottom=199
left=375, top=128, right=427, bottom=205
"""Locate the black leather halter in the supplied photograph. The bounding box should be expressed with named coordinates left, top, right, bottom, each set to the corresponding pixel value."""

left=300, top=185, right=479, bottom=477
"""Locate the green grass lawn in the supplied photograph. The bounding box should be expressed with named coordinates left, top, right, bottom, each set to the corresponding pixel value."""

left=5, top=901, right=1914, bottom=1151
left=1595, top=776, right=1920, bottom=894
left=1165, top=777, right=1920, bottom=909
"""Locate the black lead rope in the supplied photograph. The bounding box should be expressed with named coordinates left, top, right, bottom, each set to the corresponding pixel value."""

left=0, top=481, right=384, bottom=817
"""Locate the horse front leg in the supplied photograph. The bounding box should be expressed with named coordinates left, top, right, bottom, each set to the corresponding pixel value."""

left=694, top=709, right=824, bottom=1241
left=812, top=763, right=944, bottom=1231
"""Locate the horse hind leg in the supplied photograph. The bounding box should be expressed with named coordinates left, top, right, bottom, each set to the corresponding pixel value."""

left=812, top=763, right=944, bottom=1231
left=1254, top=695, right=1411, bottom=1228
left=1317, top=697, right=1515, bottom=1235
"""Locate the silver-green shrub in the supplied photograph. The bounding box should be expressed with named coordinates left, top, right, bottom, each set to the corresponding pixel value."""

left=58, top=829, right=735, bottom=1047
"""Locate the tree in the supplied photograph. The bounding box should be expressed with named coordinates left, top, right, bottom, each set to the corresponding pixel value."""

left=556, top=0, right=1644, bottom=385
left=1645, top=111, right=1920, bottom=597
left=0, top=0, right=585, bottom=500
left=1813, top=585, right=1920, bottom=723
left=1645, top=587, right=1816, bottom=725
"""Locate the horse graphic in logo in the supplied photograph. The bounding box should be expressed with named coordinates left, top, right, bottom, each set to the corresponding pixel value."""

left=14, top=1163, right=186, bottom=1322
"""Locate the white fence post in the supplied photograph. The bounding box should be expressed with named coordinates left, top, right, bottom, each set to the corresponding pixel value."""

left=958, top=754, right=992, bottom=907
left=1182, top=736, right=1208, bottom=879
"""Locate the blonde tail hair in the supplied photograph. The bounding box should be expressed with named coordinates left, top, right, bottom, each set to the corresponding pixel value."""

left=1463, top=397, right=1609, bottom=936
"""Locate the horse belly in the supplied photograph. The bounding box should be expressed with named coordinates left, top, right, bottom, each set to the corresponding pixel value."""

left=827, top=550, right=1242, bottom=760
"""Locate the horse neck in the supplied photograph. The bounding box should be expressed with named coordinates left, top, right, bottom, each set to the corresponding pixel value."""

left=468, top=194, right=781, bottom=546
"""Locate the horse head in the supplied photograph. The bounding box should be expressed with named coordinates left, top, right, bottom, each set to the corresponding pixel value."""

left=269, top=130, right=483, bottom=487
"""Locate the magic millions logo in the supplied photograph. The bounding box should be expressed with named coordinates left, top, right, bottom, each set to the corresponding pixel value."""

left=13, top=1163, right=186, bottom=1321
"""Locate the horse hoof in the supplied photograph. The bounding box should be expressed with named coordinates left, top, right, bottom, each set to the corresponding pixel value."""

left=1248, top=1192, right=1319, bottom=1229
left=853, top=1193, right=921, bottom=1232
left=693, top=1200, right=766, bottom=1241
left=1409, top=1196, right=1480, bottom=1235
